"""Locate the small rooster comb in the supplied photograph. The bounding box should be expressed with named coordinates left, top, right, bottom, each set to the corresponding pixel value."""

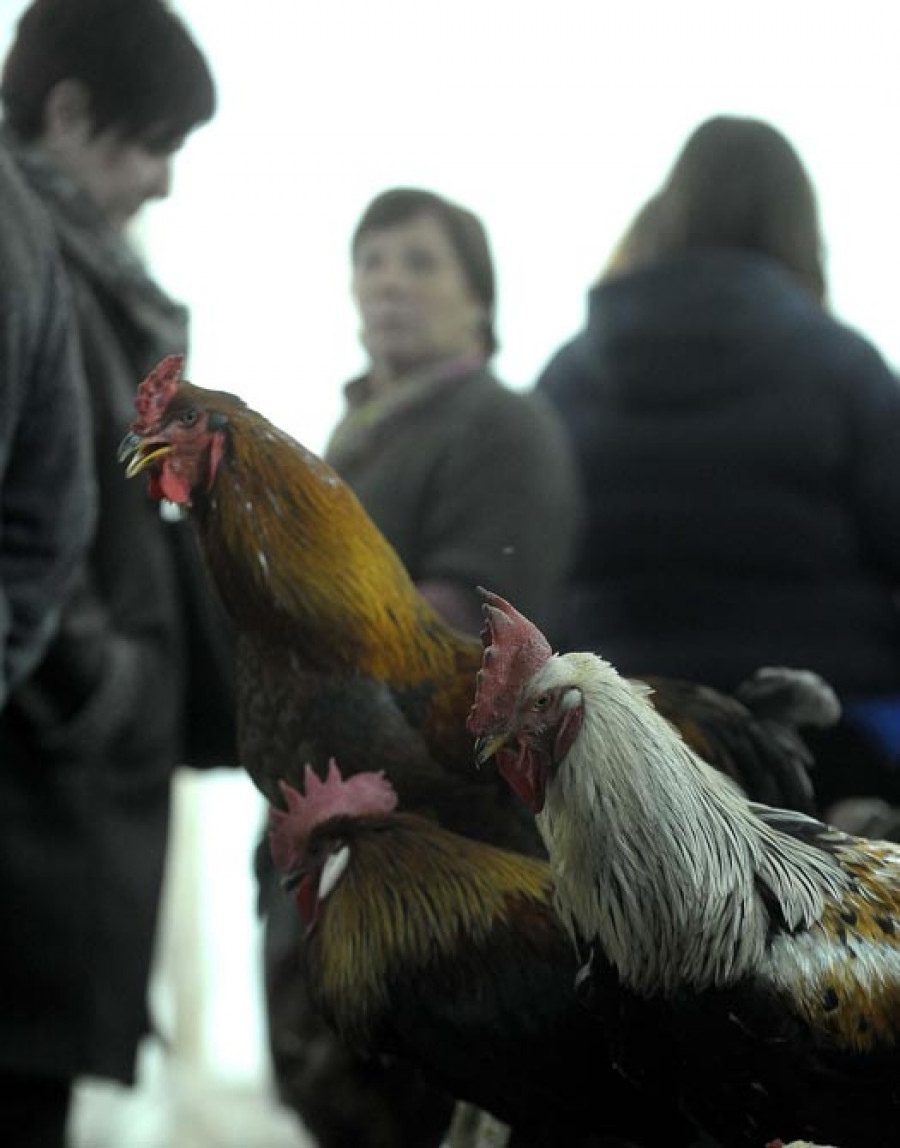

left=466, top=588, right=553, bottom=735
left=131, top=354, right=185, bottom=434
left=268, top=759, right=399, bottom=873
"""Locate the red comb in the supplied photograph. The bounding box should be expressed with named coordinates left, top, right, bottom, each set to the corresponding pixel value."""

left=466, top=588, right=553, bottom=735
left=268, top=759, right=398, bottom=873
left=131, top=354, right=185, bottom=433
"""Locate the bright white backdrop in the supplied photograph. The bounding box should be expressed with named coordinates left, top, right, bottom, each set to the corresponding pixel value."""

left=2, top=0, right=900, bottom=1093
left=2, top=0, right=897, bottom=446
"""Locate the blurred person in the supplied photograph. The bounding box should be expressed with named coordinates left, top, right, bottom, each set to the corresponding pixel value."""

left=325, top=186, right=579, bottom=635
left=263, top=187, right=579, bottom=1148
left=537, top=114, right=900, bottom=818
left=0, top=2, right=235, bottom=1144
left=0, top=146, right=93, bottom=712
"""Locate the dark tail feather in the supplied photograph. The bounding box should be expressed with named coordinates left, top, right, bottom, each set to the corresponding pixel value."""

left=730, top=666, right=843, bottom=816
left=734, top=666, right=841, bottom=730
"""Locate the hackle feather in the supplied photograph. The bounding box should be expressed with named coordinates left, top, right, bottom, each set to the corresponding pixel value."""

left=533, top=653, right=853, bottom=995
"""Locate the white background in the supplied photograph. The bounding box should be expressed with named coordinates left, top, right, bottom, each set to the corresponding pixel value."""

left=5, top=1, right=897, bottom=455
left=2, top=0, right=900, bottom=1086
left=153, top=0, right=900, bottom=454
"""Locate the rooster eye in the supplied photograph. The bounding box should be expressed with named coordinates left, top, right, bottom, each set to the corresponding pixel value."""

left=179, top=408, right=199, bottom=428
left=532, top=693, right=550, bottom=711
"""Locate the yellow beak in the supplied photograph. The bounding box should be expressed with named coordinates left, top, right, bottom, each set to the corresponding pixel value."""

left=473, top=732, right=511, bottom=767
left=118, top=431, right=173, bottom=478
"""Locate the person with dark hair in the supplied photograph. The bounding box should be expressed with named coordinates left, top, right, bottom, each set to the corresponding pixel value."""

left=326, top=186, right=578, bottom=634
left=262, top=187, right=579, bottom=1148
left=537, top=114, right=900, bottom=818
left=630, top=115, right=826, bottom=299
left=0, top=2, right=234, bottom=1144
left=1, top=0, right=215, bottom=147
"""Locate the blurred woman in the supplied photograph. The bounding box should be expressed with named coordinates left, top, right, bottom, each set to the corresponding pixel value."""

left=538, top=115, right=900, bottom=814
left=326, top=186, right=578, bottom=635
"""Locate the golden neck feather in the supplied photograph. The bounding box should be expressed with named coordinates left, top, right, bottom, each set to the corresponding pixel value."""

left=197, top=409, right=466, bottom=680
left=311, top=816, right=554, bottom=1039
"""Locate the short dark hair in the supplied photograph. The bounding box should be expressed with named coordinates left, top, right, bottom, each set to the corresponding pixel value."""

left=1, top=0, right=216, bottom=150
left=621, top=116, right=826, bottom=302
left=352, top=187, right=499, bottom=357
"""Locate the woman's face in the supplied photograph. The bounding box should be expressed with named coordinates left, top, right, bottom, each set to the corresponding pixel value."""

left=62, top=128, right=175, bottom=230
left=352, top=211, right=485, bottom=375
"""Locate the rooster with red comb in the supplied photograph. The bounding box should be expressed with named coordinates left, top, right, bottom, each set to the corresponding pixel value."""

left=267, top=758, right=699, bottom=1148
left=121, top=356, right=544, bottom=1148
left=469, top=590, right=900, bottom=1148
left=120, top=356, right=532, bottom=844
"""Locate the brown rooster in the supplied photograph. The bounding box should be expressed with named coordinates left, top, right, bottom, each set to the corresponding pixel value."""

left=469, top=590, right=900, bottom=1148
left=120, top=356, right=540, bottom=1148
left=267, top=759, right=697, bottom=1148
left=118, top=354, right=532, bottom=850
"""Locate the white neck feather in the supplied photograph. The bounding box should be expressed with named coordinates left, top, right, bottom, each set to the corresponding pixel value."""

left=534, top=653, right=847, bottom=996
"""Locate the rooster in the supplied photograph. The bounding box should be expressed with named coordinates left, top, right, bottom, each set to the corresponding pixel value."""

left=267, top=758, right=697, bottom=1148
left=119, top=356, right=542, bottom=1148
left=468, top=590, right=900, bottom=1148
left=118, top=355, right=829, bottom=825
left=118, top=354, right=533, bottom=849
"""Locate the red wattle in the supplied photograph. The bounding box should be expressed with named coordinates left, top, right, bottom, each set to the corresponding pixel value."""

left=159, top=463, right=192, bottom=505
left=295, top=873, right=320, bottom=934
left=496, top=743, right=546, bottom=813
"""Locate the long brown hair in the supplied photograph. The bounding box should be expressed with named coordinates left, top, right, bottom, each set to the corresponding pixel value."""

left=608, top=116, right=826, bottom=302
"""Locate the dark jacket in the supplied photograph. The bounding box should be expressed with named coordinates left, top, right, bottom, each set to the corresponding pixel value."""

left=326, top=360, right=579, bottom=635
left=537, top=250, right=900, bottom=698
left=0, top=147, right=94, bottom=707
left=0, top=136, right=235, bottom=1084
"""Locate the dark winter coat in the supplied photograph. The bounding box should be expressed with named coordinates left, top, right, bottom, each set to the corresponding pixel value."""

left=537, top=250, right=900, bottom=699
left=0, top=135, right=235, bottom=1084
left=0, top=147, right=94, bottom=707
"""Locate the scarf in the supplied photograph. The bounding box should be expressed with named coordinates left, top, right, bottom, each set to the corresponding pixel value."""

left=326, top=353, right=487, bottom=472
left=0, top=126, right=188, bottom=357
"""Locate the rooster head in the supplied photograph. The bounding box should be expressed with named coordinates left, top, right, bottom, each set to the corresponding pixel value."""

left=268, top=760, right=398, bottom=933
left=118, top=354, right=237, bottom=505
left=467, top=588, right=583, bottom=813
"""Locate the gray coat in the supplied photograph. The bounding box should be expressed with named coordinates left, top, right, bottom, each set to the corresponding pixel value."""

left=0, top=147, right=93, bottom=708
left=326, top=362, right=579, bottom=635
left=0, top=135, right=235, bottom=1084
